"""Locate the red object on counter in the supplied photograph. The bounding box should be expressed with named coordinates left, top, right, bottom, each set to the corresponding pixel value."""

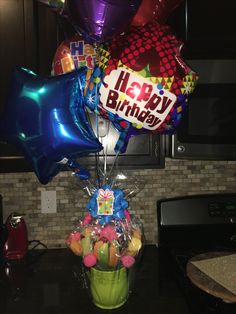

left=4, top=213, right=28, bottom=260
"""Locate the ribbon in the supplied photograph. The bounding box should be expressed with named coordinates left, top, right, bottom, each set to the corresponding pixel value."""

left=98, top=189, right=113, bottom=200
left=86, top=184, right=128, bottom=224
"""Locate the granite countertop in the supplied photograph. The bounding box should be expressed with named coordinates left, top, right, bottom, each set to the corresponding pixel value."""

left=0, top=245, right=190, bottom=314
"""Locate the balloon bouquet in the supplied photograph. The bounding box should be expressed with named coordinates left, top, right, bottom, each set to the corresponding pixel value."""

left=0, top=0, right=198, bottom=309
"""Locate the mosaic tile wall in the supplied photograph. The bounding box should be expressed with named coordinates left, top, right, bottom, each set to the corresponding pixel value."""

left=1, top=158, right=236, bottom=248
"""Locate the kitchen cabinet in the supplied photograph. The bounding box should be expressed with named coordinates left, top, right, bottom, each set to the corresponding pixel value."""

left=0, top=0, right=36, bottom=115
left=0, top=0, right=59, bottom=108
left=168, top=0, right=236, bottom=59
left=0, top=1, right=164, bottom=173
left=0, top=0, right=60, bottom=173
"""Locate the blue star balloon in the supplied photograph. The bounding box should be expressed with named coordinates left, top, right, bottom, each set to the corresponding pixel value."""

left=0, top=66, right=103, bottom=184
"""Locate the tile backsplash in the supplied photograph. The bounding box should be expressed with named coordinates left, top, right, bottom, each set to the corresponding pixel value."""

left=1, top=158, right=236, bottom=248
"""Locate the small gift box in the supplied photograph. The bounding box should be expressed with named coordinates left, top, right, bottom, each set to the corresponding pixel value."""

left=97, top=189, right=114, bottom=215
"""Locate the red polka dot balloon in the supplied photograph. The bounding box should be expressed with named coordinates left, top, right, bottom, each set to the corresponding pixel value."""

left=97, top=22, right=198, bottom=135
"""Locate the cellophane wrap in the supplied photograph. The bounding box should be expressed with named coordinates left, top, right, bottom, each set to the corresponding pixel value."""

left=66, top=182, right=144, bottom=309
left=66, top=213, right=144, bottom=270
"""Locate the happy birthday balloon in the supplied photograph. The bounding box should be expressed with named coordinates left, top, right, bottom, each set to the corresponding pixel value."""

left=65, top=0, right=142, bottom=44
left=86, top=22, right=198, bottom=153
left=52, top=33, right=96, bottom=94
left=0, top=67, right=103, bottom=184
left=131, top=0, right=183, bottom=26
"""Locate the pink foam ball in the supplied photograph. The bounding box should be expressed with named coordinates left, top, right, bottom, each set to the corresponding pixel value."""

left=65, top=231, right=81, bottom=245
left=83, top=253, right=97, bottom=268
left=70, top=232, right=81, bottom=241
left=100, top=225, right=118, bottom=242
left=124, top=209, right=131, bottom=222
left=82, top=213, right=92, bottom=225
left=121, top=255, right=135, bottom=268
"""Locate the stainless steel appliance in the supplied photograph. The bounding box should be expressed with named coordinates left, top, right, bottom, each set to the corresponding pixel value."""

left=166, top=60, right=236, bottom=160
left=157, top=193, right=236, bottom=314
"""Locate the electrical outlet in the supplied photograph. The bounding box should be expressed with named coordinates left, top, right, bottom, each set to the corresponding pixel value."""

left=41, top=191, right=57, bottom=213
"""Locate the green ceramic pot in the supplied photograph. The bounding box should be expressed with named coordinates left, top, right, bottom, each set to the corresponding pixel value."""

left=89, top=267, right=129, bottom=309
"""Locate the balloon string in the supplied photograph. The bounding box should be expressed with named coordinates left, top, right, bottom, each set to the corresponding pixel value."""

left=76, top=75, right=102, bottom=190
left=103, top=120, right=110, bottom=184
left=107, top=150, right=120, bottom=182
left=94, top=82, right=102, bottom=188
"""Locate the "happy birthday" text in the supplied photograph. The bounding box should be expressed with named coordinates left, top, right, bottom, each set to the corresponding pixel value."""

left=100, top=69, right=177, bottom=130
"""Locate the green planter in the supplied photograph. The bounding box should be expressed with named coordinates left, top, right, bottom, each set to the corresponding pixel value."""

left=90, top=267, right=129, bottom=309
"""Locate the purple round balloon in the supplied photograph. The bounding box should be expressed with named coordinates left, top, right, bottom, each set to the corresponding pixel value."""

left=65, top=0, right=142, bottom=43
